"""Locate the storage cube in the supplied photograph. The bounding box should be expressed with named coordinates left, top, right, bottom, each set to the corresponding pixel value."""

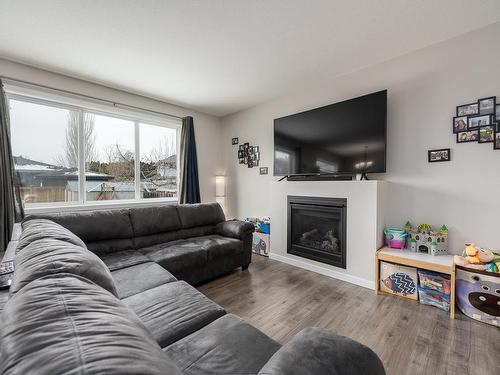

left=379, top=261, right=418, bottom=300
left=417, top=269, right=451, bottom=294
left=456, top=266, right=500, bottom=327
left=418, top=287, right=450, bottom=311
left=252, top=232, right=270, bottom=256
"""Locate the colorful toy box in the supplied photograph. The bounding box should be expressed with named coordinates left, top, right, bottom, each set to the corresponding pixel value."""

left=456, top=266, right=500, bottom=327
left=379, top=261, right=418, bottom=300
left=417, top=269, right=451, bottom=294
left=252, top=232, right=270, bottom=256
left=246, top=217, right=271, bottom=257
left=418, top=287, right=450, bottom=312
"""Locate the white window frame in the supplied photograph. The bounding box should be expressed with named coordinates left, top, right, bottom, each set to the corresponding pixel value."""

left=5, top=83, right=182, bottom=214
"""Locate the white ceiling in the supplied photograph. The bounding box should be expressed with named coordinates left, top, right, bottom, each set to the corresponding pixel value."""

left=1, top=1, right=500, bottom=116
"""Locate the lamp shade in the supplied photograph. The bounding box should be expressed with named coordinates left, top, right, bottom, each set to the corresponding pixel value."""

left=215, top=176, right=226, bottom=197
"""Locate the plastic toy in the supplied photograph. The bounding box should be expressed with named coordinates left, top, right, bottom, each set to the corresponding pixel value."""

left=384, top=227, right=407, bottom=249
left=404, top=222, right=448, bottom=255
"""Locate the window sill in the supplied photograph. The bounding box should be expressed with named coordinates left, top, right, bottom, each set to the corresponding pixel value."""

left=24, top=198, right=179, bottom=215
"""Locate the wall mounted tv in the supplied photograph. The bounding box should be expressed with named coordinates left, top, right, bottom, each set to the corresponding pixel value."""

left=273, top=90, right=387, bottom=178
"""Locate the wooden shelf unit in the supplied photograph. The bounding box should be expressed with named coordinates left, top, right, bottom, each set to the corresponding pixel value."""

left=375, top=247, right=456, bottom=319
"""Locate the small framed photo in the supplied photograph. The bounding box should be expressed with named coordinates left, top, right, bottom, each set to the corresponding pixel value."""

left=239, top=158, right=245, bottom=164
left=478, top=125, right=495, bottom=143
left=238, top=150, right=244, bottom=158
left=468, top=114, right=491, bottom=128
left=253, top=159, right=259, bottom=167
left=457, top=130, right=479, bottom=143
left=253, top=146, right=260, bottom=153
left=232, top=137, right=239, bottom=145
left=452, top=116, right=468, bottom=133
left=259, top=167, right=268, bottom=175
left=496, top=104, right=500, bottom=121
left=243, top=142, right=249, bottom=149
left=428, top=148, right=450, bottom=163
left=478, top=96, right=496, bottom=115
left=456, top=103, right=478, bottom=116
left=248, top=146, right=254, bottom=155
left=247, top=160, right=254, bottom=168
left=253, top=152, right=260, bottom=161
left=238, top=144, right=244, bottom=151
left=494, top=132, right=500, bottom=150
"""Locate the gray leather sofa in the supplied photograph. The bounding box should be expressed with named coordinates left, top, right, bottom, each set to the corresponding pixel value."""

left=0, top=203, right=386, bottom=375
left=25, top=203, right=254, bottom=286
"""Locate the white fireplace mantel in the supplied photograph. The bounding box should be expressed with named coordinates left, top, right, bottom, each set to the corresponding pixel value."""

left=269, top=180, right=387, bottom=289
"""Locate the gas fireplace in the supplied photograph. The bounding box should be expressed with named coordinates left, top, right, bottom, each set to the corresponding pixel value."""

left=287, top=196, right=346, bottom=268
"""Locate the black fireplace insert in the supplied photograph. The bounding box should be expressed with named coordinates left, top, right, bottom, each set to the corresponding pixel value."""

left=287, top=196, right=347, bottom=268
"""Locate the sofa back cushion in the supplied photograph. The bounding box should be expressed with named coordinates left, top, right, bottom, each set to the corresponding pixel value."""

left=18, top=218, right=87, bottom=253
left=130, top=205, right=182, bottom=236
left=0, top=274, right=181, bottom=375
left=177, top=203, right=225, bottom=229
left=10, top=238, right=118, bottom=297
left=24, top=209, right=134, bottom=255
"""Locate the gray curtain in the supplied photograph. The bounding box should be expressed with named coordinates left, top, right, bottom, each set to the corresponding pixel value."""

left=179, top=116, right=201, bottom=204
left=0, top=80, right=23, bottom=252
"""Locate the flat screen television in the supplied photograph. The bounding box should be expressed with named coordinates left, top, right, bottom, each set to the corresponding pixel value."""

left=273, top=90, right=387, bottom=177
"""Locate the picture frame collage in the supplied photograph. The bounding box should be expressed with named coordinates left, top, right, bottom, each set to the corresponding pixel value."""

left=453, top=96, right=500, bottom=149
left=238, top=142, right=260, bottom=168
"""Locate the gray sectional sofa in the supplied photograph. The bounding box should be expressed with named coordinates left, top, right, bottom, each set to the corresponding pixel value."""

left=0, top=203, right=386, bottom=375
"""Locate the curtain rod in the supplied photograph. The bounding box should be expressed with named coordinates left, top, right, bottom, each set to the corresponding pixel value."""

left=0, top=75, right=185, bottom=120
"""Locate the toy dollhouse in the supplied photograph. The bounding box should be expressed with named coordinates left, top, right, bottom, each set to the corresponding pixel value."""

left=405, top=222, right=448, bottom=256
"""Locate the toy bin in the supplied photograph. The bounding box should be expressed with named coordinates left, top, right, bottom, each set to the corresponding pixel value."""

left=417, top=269, right=451, bottom=294
left=418, top=287, right=450, bottom=312
left=252, top=232, right=270, bottom=256
left=379, top=261, right=418, bottom=300
left=384, top=227, right=407, bottom=249
left=456, top=266, right=500, bottom=327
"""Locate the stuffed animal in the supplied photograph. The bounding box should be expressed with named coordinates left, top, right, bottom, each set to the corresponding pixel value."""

left=464, top=243, right=494, bottom=264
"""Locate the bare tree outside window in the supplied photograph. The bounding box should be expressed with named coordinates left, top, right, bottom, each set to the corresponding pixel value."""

left=57, top=113, right=97, bottom=168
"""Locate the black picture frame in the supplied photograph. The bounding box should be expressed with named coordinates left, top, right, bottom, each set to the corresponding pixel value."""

left=456, top=102, right=479, bottom=116
left=238, top=145, right=244, bottom=151
left=259, top=167, right=268, bottom=175
left=478, top=96, right=496, bottom=116
left=494, top=131, right=500, bottom=150
left=238, top=150, right=244, bottom=158
left=468, top=114, right=491, bottom=129
left=496, top=104, right=500, bottom=121
left=452, top=115, right=468, bottom=133
left=478, top=125, right=496, bottom=143
left=457, top=130, right=479, bottom=143
left=428, top=148, right=450, bottom=163
left=232, top=137, right=239, bottom=145
left=243, top=142, right=249, bottom=149
left=239, top=158, right=245, bottom=164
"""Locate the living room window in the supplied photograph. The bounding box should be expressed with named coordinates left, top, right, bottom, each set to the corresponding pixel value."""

left=6, top=84, right=181, bottom=211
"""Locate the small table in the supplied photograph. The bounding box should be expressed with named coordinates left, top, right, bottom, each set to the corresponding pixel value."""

left=375, top=247, right=456, bottom=319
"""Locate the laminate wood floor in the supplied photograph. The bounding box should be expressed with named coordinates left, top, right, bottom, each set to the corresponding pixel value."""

left=198, top=255, right=500, bottom=375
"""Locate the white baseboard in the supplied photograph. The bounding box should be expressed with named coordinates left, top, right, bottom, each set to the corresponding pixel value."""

left=269, top=253, right=375, bottom=290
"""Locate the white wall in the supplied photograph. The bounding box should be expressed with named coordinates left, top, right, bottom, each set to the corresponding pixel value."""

left=221, top=22, right=500, bottom=254
left=0, top=58, right=223, bottom=203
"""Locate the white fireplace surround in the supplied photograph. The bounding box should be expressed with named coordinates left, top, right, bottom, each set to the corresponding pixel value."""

left=269, top=180, right=387, bottom=290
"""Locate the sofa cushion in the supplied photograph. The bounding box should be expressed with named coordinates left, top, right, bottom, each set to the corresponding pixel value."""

left=177, top=203, right=225, bottom=229
left=191, top=234, right=243, bottom=260
left=164, top=314, right=281, bottom=375
left=1, top=274, right=181, bottom=375
left=25, top=209, right=134, bottom=244
left=85, top=238, right=135, bottom=256
left=10, top=238, right=118, bottom=297
left=129, top=205, right=181, bottom=237
left=18, top=218, right=86, bottom=253
left=100, top=250, right=150, bottom=271
left=111, top=262, right=177, bottom=299
left=124, top=281, right=225, bottom=347
left=258, top=328, right=386, bottom=375
left=140, top=240, right=208, bottom=275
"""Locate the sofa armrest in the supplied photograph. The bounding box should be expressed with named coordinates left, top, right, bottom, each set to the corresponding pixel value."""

left=215, top=220, right=255, bottom=240
left=259, top=328, right=385, bottom=375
